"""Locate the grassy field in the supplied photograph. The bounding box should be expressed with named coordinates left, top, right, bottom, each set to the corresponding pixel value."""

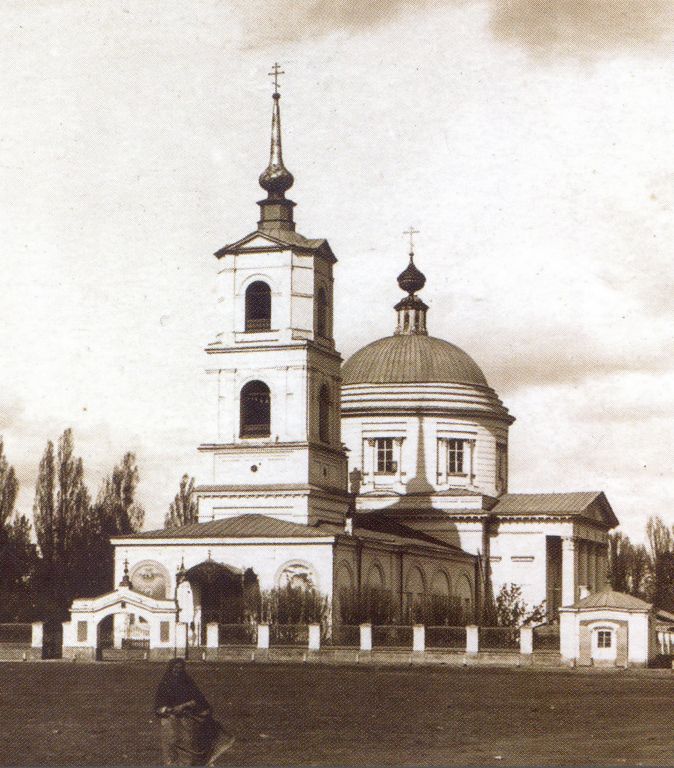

left=1, top=661, right=672, bottom=765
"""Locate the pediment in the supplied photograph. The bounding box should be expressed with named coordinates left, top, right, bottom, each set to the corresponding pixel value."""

left=237, top=234, right=284, bottom=250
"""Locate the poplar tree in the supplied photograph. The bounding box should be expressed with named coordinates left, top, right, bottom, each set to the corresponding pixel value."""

left=165, top=473, right=198, bottom=528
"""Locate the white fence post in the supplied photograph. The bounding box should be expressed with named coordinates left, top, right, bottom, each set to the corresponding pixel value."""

left=413, top=624, right=425, bottom=652
left=31, top=622, right=43, bottom=649
left=360, top=623, right=372, bottom=652
left=308, top=624, right=321, bottom=651
left=175, top=623, right=188, bottom=656
left=466, top=625, right=479, bottom=654
left=257, top=623, right=270, bottom=650
left=520, top=625, right=533, bottom=655
left=206, top=623, right=219, bottom=649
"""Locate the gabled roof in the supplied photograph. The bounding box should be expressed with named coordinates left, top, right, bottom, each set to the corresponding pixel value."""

left=214, top=229, right=334, bottom=260
left=115, top=514, right=331, bottom=541
left=491, top=491, right=618, bottom=527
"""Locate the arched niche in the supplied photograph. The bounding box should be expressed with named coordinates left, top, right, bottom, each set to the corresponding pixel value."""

left=129, top=560, right=171, bottom=600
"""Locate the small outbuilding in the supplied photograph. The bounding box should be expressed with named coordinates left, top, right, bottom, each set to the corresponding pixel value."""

left=559, top=587, right=657, bottom=667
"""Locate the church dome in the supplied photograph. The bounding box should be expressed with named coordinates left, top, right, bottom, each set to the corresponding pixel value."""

left=342, top=334, right=488, bottom=387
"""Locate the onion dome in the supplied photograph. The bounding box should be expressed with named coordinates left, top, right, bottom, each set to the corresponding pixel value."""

left=259, top=94, right=295, bottom=198
left=397, top=256, right=426, bottom=295
left=342, top=334, right=488, bottom=386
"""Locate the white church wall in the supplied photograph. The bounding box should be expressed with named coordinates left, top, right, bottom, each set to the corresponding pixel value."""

left=115, top=541, right=335, bottom=598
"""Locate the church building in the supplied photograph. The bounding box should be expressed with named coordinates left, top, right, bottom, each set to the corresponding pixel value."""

left=109, top=72, right=618, bottom=640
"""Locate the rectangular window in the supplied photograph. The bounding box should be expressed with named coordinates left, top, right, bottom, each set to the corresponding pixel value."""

left=160, top=621, right=170, bottom=643
left=597, top=630, right=612, bottom=648
left=376, top=438, right=396, bottom=474
left=447, top=439, right=464, bottom=474
left=77, top=621, right=88, bottom=643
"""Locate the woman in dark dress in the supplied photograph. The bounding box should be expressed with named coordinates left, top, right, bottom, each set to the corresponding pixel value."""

left=154, top=658, right=234, bottom=766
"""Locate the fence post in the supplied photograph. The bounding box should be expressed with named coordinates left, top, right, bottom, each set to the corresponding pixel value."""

left=175, top=623, right=188, bottom=657
left=360, top=623, right=372, bottom=652
left=206, top=623, right=219, bottom=649
left=31, top=622, right=44, bottom=649
left=257, top=623, right=270, bottom=650
left=520, top=625, right=533, bottom=656
left=308, top=624, right=321, bottom=651
left=413, top=624, right=425, bottom=652
left=466, top=625, right=479, bottom=654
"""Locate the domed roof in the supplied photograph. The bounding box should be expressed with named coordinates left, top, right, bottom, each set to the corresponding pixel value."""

left=342, top=334, right=488, bottom=387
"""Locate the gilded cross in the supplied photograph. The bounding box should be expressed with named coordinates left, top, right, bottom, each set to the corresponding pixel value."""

left=268, top=62, right=285, bottom=94
left=403, top=226, right=420, bottom=254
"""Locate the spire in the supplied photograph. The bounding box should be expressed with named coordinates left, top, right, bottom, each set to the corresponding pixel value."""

left=394, top=228, right=428, bottom=336
left=257, top=63, right=296, bottom=233
left=119, top=558, right=131, bottom=588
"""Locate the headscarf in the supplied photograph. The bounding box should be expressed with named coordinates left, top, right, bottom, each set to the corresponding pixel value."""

left=154, top=658, right=209, bottom=712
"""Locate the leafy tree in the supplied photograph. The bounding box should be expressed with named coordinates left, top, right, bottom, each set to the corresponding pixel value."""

left=165, top=473, right=198, bottom=528
left=646, top=515, right=674, bottom=611
left=0, top=438, right=38, bottom=621
left=494, top=583, right=545, bottom=627
left=33, top=430, right=93, bottom=617
left=88, top=452, right=145, bottom=595
left=0, top=437, right=18, bottom=529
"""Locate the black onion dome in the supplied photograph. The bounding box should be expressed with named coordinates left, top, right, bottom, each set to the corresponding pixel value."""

left=397, top=257, right=426, bottom=295
left=342, top=334, right=488, bottom=387
left=259, top=164, right=294, bottom=197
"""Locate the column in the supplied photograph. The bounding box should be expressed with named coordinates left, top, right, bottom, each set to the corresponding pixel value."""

left=578, top=540, right=588, bottom=592
left=561, top=537, right=577, bottom=606
left=587, top=543, right=597, bottom=593
left=596, top=544, right=608, bottom=589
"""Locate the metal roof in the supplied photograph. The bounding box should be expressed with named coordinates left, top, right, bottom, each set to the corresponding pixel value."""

left=571, top=589, right=652, bottom=611
left=491, top=491, right=618, bottom=526
left=119, top=514, right=331, bottom=540
left=342, top=334, right=488, bottom=387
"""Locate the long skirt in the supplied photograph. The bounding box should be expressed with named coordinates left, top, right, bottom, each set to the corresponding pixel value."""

left=159, top=714, right=227, bottom=766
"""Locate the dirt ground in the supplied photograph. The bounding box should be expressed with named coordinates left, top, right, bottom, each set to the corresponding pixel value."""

left=1, top=661, right=672, bottom=765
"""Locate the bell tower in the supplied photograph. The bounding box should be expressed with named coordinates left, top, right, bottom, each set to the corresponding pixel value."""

left=195, top=65, right=350, bottom=527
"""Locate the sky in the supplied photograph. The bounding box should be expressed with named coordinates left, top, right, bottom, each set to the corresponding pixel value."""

left=1, top=0, right=672, bottom=540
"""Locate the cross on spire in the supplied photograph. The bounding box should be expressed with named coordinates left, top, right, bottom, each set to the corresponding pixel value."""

left=403, top=226, right=420, bottom=256
left=268, top=62, right=285, bottom=95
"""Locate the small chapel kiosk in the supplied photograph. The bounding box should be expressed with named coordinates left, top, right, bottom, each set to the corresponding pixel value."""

left=64, top=68, right=620, bottom=657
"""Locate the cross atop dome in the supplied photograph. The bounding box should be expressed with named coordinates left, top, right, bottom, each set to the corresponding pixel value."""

left=258, top=63, right=296, bottom=232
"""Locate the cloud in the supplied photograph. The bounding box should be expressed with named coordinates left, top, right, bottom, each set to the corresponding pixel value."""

left=232, top=0, right=674, bottom=58
left=490, top=0, right=674, bottom=58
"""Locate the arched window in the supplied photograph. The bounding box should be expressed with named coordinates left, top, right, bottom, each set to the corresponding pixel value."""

left=318, top=384, right=330, bottom=443
left=240, top=380, right=271, bottom=437
left=245, top=281, right=271, bottom=332
left=316, top=286, right=328, bottom=338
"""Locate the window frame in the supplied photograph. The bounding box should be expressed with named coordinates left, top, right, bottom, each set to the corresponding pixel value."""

left=447, top=438, right=465, bottom=476
left=597, top=629, right=613, bottom=648
left=318, top=384, right=330, bottom=444
left=244, top=280, right=272, bottom=333
left=240, top=380, right=271, bottom=438
left=375, top=438, right=397, bottom=475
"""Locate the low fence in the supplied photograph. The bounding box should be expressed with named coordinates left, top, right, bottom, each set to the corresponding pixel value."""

left=218, top=624, right=257, bottom=646
left=0, top=622, right=43, bottom=661
left=204, top=622, right=557, bottom=658
left=324, top=625, right=360, bottom=647
left=269, top=624, right=309, bottom=647
left=480, top=626, right=519, bottom=651
left=0, top=623, right=32, bottom=644
left=372, top=625, right=413, bottom=648
left=533, top=625, right=561, bottom=651
left=426, top=626, right=467, bottom=650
